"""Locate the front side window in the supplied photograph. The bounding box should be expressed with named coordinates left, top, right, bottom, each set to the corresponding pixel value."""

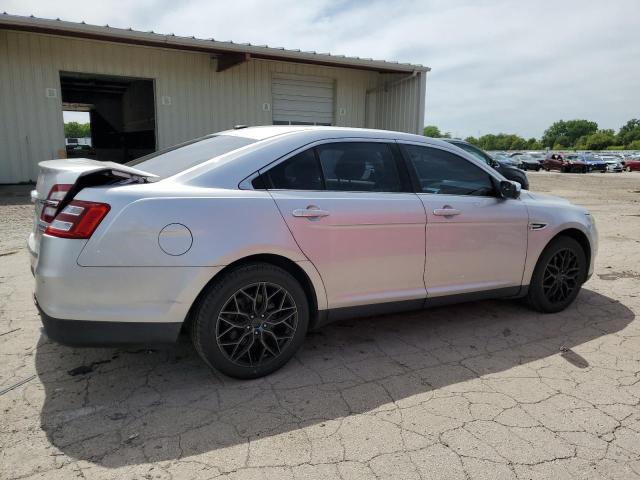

left=452, top=142, right=493, bottom=166
left=403, top=145, right=495, bottom=196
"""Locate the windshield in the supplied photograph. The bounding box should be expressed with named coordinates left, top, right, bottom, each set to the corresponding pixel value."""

left=126, top=134, right=256, bottom=178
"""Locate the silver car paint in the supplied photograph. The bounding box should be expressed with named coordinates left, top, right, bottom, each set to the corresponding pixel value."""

left=399, top=141, right=529, bottom=296
left=32, top=126, right=597, bottom=328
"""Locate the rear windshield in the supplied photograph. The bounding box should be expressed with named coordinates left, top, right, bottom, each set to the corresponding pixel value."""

left=126, top=134, right=256, bottom=178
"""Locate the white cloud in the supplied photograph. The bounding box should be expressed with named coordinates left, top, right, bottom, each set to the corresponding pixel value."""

left=1, top=0, right=637, bottom=137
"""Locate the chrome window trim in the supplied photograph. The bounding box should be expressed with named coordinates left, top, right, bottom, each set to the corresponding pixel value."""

left=239, top=137, right=411, bottom=194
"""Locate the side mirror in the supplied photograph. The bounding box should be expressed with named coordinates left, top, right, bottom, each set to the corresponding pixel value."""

left=499, top=180, right=520, bottom=199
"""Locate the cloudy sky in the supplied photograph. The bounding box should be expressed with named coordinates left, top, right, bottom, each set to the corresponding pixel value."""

left=2, top=0, right=637, bottom=138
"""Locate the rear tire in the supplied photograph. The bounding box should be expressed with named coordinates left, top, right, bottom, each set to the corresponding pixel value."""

left=191, top=263, right=309, bottom=379
left=527, top=236, right=587, bottom=313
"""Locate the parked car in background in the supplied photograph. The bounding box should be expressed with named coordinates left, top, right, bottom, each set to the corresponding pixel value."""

left=30, top=126, right=597, bottom=378
left=567, top=154, right=606, bottom=173
left=543, top=153, right=587, bottom=173
left=511, top=153, right=542, bottom=171
left=493, top=153, right=518, bottom=166
left=65, top=144, right=96, bottom=159
left=445, top=139, right=529, bottom=189
left=622, top=157, right=640, bottom=172
left=599, top=155, right=623, bottom=172
left=493, top=153, right=512, bottom=163
left=526, top=152, right=546, bottom=166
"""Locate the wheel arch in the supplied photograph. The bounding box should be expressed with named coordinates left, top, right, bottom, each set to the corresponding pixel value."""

left=542, top=228, right=592, bottom=282
left=184, top=254, right=323, bottom=331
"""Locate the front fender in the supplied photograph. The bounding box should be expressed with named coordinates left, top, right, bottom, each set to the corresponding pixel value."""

left=522, top=205, right=597, bottom=286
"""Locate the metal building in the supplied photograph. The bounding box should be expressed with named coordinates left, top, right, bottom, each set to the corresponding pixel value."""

left=0, top=14, right=429, bottom=184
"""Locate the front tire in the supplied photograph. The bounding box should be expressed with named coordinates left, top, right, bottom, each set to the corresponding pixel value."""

left=527, top=236, right=587, bottom=313
left=191, top=263, right=309, bottom=379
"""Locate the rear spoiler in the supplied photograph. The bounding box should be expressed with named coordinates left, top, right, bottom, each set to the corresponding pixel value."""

left=59, top=167, right=157, bottom=215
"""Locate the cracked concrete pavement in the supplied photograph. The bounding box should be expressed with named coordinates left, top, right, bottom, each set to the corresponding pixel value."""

left=1, top=172, right=639, bottom=479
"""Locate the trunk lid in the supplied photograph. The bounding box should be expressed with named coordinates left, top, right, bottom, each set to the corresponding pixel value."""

left=29, top=158, right=156, bottom=262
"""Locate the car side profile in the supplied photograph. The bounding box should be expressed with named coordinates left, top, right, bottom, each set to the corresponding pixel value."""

left=30, top=127, right=598, bottom=378
left=543, top=153, right=588, bottom=173
left=623, top=157, right=640, bottom=171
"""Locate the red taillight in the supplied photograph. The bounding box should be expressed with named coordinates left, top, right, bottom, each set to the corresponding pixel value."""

left=44, top=200, right=110, bottom=239
left=40, top=184, right=72, bottom=223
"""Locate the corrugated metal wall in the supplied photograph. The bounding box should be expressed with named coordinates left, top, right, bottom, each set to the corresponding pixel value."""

left=0, top=29, right=425, bottom=183
left=373, top=72, right=426, bottom=135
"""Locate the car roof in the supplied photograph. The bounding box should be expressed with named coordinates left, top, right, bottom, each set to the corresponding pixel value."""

left=222, top=125, right=431, bottom=144
left=174, top=127, right=494, bottom=188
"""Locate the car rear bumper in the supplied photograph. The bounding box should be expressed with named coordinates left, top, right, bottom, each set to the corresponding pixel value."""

left=36, top=299, right=182, bottom=347
left=33, top=234, right=224, bottom=347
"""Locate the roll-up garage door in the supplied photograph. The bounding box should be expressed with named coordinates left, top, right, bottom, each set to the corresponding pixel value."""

left=272, top=74, right=335, bottom=125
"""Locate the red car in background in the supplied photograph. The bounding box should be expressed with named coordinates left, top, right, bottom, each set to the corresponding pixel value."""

left=542, top=153, right=587, bottom=173
left=623, top=158, right=640, bottom=172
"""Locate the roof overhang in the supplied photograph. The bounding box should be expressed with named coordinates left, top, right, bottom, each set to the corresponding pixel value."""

left=0, top=13, right=430, bottom=74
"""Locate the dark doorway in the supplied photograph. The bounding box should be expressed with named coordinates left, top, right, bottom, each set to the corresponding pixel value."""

left=60, top=72, right=156, bottom=164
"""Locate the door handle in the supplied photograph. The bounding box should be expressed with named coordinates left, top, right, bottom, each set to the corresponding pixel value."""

left=433, top=207, right=461, bottom=216
left=292, top=206, right=330, bottom=218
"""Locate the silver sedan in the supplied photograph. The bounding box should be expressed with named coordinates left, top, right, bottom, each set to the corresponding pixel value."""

left=30, top=127, right=598, bottom=378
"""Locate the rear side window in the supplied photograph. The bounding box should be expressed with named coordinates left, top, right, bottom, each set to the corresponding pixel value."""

left=256, top=142, right=404, bottom=193
left=265, top=149, right=323, bottom=190
left=403, top=145, right=495, bottom=196
left=127, top=135, right=256, bottom=179
left=316, top=143, right=402, bottom=192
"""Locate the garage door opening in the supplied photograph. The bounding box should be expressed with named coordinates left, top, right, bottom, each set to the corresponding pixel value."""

left=272, top=73, right=334, bottom=126
left=63, top=109, right=93, bottom=159
left=60, top=72, right=156, bottom=164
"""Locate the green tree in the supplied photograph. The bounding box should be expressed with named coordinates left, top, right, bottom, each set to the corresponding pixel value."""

left=64, top=122, right=91, bottom=138
left=527, top=138, right=543, bottom=149
left=574, top=135, right=588, bottom=150
left=423, top=125, right=442, bottom=138
left=617, top=119, right=640, bottom=146
left=473, top=133, right=528, bottom=151
left=542, top=120, right=598, bottom=148
left=423, top=125, right=451, bottom=138
left=582, top=129, right=616, bottom=150
left=508, top=136, right=528, bottom=150
left=464, top=136, right=479, bottom=145
left=627, top=139, right=640, bottom=150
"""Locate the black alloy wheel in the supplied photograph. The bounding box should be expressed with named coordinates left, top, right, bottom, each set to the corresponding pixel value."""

left=191, top=263, right=309, bottom=378
left=215, top=282, right=298, bottom=367
left=541, top=248, right=580, bottom=304
left=527, top=236, right=587, bottom=313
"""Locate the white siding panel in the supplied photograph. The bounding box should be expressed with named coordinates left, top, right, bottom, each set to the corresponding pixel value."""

left=375, top=72, right=424, bottom=135
left=0, top=29, right=425, bottom=183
